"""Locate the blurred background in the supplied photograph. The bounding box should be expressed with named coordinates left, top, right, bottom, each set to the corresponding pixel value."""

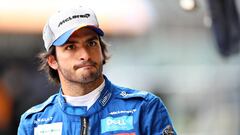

left=0, top=0, right=240, bottom=134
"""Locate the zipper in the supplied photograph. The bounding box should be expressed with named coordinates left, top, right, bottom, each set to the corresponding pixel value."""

left=80, top=117, right=89, bottom=135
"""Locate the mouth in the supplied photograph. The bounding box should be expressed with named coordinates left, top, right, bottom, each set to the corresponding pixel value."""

left=73, top=61, right=96, bottom=70
left=81, top=64, right=94, bottom=69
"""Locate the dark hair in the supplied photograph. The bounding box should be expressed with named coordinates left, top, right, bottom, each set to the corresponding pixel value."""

left=38, top=37, right=110, bottom=84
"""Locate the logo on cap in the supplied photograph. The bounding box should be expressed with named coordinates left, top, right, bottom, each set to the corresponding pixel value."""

left=58, top=13, right=91, bottom=27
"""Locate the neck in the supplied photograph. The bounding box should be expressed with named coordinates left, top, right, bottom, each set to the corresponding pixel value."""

left=60, top=75, right=104, bottom=96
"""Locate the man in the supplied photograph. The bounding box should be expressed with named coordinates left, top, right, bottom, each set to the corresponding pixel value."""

left=18, top=5, right=177, bottom=135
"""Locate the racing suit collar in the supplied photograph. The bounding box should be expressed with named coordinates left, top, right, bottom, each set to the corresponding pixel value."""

left=57, top=75, right=112, bottom=116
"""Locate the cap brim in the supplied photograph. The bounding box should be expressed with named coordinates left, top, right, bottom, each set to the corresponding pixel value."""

left=53, top=26, right=104, bottom=46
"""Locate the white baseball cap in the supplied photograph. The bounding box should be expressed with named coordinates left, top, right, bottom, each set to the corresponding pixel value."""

left=43, top=6, right=104, bottom=51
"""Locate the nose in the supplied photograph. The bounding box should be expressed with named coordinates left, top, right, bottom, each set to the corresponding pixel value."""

left=78, top=46, right=91, bottom=61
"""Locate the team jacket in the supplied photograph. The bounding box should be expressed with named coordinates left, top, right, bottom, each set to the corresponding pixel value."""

left=18, top=76, right=177, bottom=135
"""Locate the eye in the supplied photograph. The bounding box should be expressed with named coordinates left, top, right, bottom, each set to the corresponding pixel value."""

left=87, top=40, right=98, bottom=47
left=65, top=44, right=76, bottom=50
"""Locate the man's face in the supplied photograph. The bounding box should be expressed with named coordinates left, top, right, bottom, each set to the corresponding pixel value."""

left=48, top=27, right=104, bottom=84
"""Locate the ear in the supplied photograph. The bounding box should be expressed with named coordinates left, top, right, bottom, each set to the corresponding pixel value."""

left=47, top=55, right=58, bottom=70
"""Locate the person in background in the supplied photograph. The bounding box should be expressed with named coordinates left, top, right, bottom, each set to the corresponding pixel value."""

left=18, top=5, right=177, bottom=135
left=0, top=79, right=14, bottom=135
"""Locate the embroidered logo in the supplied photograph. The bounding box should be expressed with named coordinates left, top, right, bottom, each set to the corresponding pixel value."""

left=100, top=92, right=111, bottom=106
left=34, top=122, right=62, bottom=135
left=109, top=109, right=136, bottom=115
left=162, top=125, right=174, bottom=135
left=120, top=91, right=128, bottom=97
left=101, top=116, right=133, bottom=133
left=34, top=117, right=53, bottom=125
left=58, top=14, right=90, bottom=27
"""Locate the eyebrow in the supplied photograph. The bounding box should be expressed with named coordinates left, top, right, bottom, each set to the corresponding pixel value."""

left=86, top=36, right=99, bottom=42
left=66, top=35, right=99, bottom=44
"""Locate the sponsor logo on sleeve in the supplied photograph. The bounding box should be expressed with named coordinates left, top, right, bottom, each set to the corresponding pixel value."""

left=162, top=125, right=174, bottom=135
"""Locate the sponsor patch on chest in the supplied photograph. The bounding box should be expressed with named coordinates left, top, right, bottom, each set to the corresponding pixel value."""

left=101, top=116, right=134, bottom=133
left=34, top=122, right=62, bottom=135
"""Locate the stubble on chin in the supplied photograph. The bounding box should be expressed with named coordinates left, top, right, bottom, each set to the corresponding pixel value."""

left=60, top=63, right=103, bottom=84
left=78, top=63, right=103, bottom=83
left=78, top=70, right=101, bottom=84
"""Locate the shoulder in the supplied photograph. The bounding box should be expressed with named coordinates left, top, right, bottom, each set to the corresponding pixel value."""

left=111, top=85, right=169, bottom=114
left=20, top=94, right=58, bottom=121
left=105, top=76, right=156, bottom=101
left=112, top=84, right=160, bottom=102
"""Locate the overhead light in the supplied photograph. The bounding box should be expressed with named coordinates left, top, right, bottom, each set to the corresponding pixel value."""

left=179, top=0, right=197, bottom=11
